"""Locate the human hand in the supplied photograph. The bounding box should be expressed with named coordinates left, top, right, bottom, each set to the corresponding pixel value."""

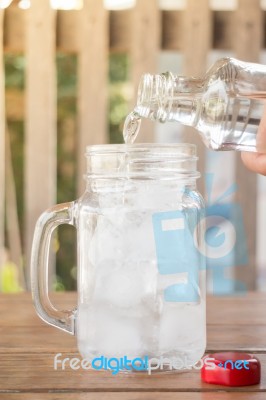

left=241, top=106, right=266, bottom=175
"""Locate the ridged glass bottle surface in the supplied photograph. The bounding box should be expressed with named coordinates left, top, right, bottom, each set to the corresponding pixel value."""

left=196, top=58, right=266, bottom=151
left=126, top=58, right=266, bottom=152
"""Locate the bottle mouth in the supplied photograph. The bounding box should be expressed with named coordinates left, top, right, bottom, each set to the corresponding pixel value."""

left=136, top=72, right=174, bottom=122
left=85, top=143, right=200, bottom=180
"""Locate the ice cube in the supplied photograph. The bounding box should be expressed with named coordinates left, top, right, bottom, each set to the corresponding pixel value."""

left=88, top=214, right=123, bottom=266
left=88, top=207, right=158, bottom=267
left=77, top=303, right=144, bottom=359
left=158, top=300, right=206, bottom=359
left=92, top=259, right=158, bottom=310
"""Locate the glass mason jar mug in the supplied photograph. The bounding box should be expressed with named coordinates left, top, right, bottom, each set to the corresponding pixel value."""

left=31, top=144, right=206, bottom=373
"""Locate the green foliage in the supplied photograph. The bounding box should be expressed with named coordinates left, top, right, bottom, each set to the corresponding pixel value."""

left=5, top=54, right=25, bottom=89
left=109, top=53, right=129, bottom=144
left=56, top=54, right=77, bottom=290
left=5, top=55, right=25, bottom=237
left=0, top=261, right=23, bottom=293
left=8, top=121, right=24, bottom=236
left=57, top=53, right=78, bottom=96
left=52, top=275, right=66, bottom=292
left=109, top=53, right=129, bottom=82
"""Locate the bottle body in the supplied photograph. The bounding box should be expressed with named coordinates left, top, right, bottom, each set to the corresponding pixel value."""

left=135, top=58, right=266, bottom=152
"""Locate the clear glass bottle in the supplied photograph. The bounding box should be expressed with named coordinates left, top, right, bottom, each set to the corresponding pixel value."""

left=134, top=58, right=266, bottom=152
left=31, top=143, right=206, bottom=372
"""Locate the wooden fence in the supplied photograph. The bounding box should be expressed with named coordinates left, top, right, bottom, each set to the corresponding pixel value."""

left=0, top=0, right=265, bottom=290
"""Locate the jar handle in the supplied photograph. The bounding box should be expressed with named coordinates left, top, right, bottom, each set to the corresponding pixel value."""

left=31, top=202, right=76, bottom=335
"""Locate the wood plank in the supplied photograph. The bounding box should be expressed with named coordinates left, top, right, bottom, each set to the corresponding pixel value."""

left=206, top=292, right=266, bottom=326
left=1, top=395, right=266, bottom=400
left=162, top=11, right=183, bottom=50
left=3, top=7, right=266, bottom=53
left=0, top=293, right=265, bottom=393
left=183, top=0, right=212, bottom=76
left=24, top=0, right=57, bottom=287
left=0, top=10, right=5, bottom=275
left=0, top=293, right=266, bottom=354
left=0, top=326, right=77, bottom=354
left=4, top=5, right=25, bottom=53
left=233, top=0, right=263, bottom=61
left=213, top=11, right=235, bottom=50
left=1, top=323, right=266, bottom=354
left=77, top=0, right=108, bottom=195
left=56, top=10, right=80, bottom=53
left=109, top=10, right=131, bottom=52
left=182, top=0, right=212, bottom=195
left=0, top=351, right=265, bottom=391
left=1, top=291, right=266, bottom=326
left=233, top=0, right=263, bottom=291
left=130, top=0, right=160, bottom=143
left=206, top=324, right=266, bottom=352
left=6, top=90, right=24, bottom=120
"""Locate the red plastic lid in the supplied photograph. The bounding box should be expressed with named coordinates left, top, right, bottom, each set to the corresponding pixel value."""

left=201, top=352, right=261, bottom=387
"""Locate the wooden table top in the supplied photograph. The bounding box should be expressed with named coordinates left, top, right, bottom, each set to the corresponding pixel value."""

left=0, top=292, right=265, bottom=399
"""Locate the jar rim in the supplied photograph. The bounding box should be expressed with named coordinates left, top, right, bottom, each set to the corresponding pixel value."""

left=86, top=143, right=197, bottom=156
left=85, top=143, right=199, bottom=180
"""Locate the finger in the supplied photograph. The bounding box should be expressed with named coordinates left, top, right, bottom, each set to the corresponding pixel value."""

left=257, top=103, right=266, bottom=152
left=241, top=152, right=266, bottom=176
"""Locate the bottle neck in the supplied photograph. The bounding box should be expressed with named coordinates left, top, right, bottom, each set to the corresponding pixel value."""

left=135, top=72, right=204, bottom=126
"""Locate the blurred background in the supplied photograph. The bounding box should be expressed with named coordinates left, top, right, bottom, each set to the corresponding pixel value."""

left=0, top=0, right=265, bottom=293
